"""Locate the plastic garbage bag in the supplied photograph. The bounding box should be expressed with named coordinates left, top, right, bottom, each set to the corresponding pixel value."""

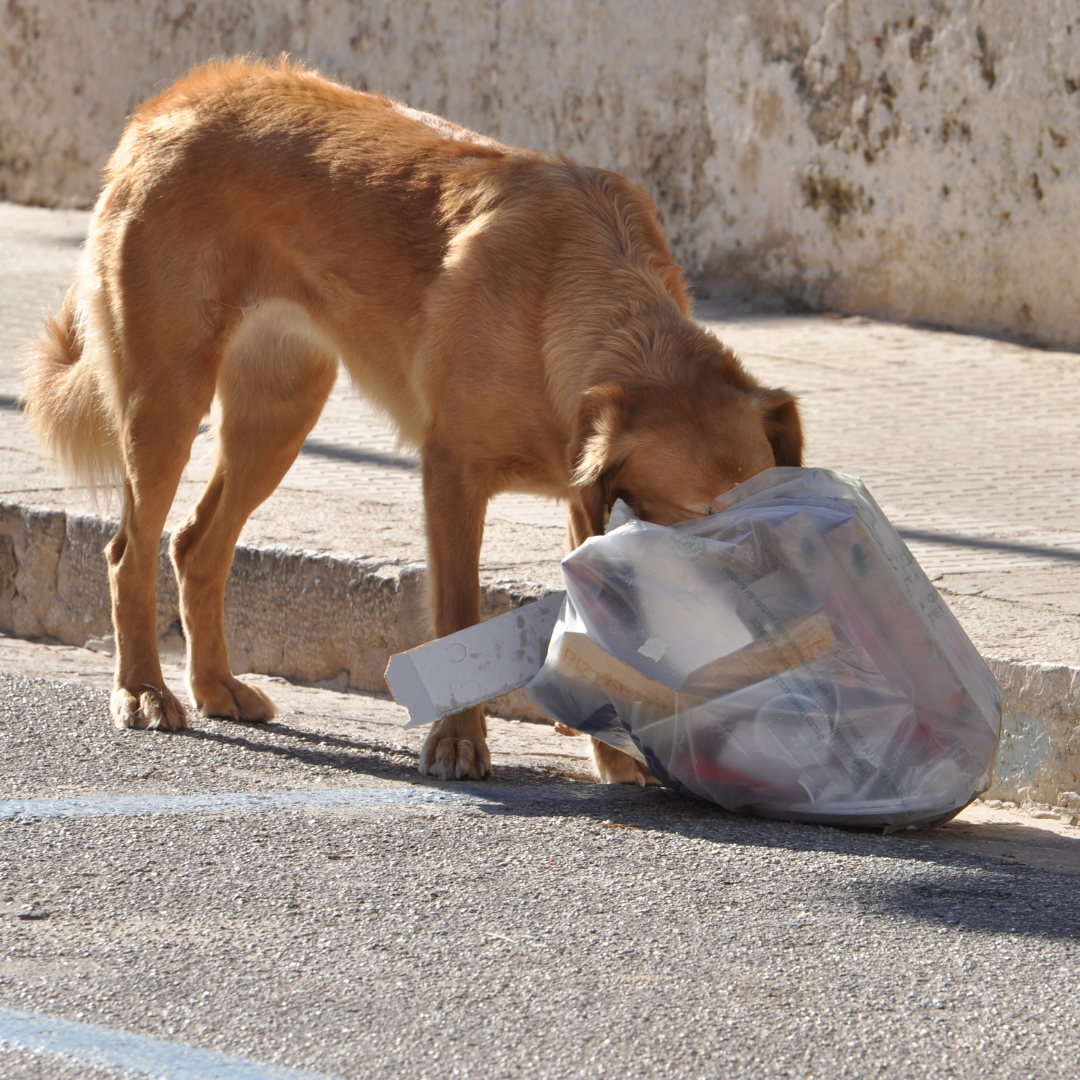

left=525, top=467, right=1002, bottom=829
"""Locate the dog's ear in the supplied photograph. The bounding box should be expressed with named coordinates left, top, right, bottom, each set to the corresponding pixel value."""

left=570, top=383, right=631, bottom=536
left=758, top=388, right=803, bottom=467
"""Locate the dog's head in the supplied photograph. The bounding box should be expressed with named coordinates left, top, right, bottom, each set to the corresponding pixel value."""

left=570, top=355, right=802, bottom=535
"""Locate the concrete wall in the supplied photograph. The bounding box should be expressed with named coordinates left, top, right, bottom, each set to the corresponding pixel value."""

left=3, top=1, right=1079, bottom=345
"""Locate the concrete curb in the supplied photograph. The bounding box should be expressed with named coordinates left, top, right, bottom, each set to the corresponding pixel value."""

left=2, top=499, right=1078, bottom=804
left=0, top=500, right=549, bottom=723
left=984, top=658, right=1080, bottom=808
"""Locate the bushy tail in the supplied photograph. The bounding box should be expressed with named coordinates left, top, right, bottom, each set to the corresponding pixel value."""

left=21, top=287, right=122, bottom=491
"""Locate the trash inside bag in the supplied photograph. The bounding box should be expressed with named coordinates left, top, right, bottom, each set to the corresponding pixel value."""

left=525, top=467, right=1002, bottom=829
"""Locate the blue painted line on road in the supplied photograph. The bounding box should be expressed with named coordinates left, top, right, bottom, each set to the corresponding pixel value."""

left=0, top=785, right=471, bottom=821
left=0, top=783, right=620, bottom=822
left=0, top=1005, right=338, bottom=1079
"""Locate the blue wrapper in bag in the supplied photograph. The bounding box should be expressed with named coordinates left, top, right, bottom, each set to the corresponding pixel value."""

left=525, top=467, right=1002, bottom=829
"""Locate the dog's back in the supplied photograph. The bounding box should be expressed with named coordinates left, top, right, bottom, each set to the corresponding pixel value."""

left=24, top=58, right=687, bottom=464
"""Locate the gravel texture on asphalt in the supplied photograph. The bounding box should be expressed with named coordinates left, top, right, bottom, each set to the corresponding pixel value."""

left=0, top=674, right=422, bottom=801
left=2, top=673, right=1080, bottom=1079
left=0, top=1046, right=131, bottom=1080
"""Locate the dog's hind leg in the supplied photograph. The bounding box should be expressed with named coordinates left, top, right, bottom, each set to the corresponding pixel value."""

left=418, top=447, right=491, bottom=780
left=170, top=308, right=337, bottom=721
left=108, top=384, right=210, bottom=731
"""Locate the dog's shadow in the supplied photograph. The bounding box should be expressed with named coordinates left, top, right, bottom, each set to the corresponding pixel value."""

left=174, top=716, right=1080, bottom=943
left=174, top=712, right=573, bottom=787
left=175, top=717, right=422, bottom=778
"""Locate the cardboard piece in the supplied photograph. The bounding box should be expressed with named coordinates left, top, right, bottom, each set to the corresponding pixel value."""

left=678, top=612, right=836, bottom=698
left=546, top=613, right=837, bottom=722
left=384, top=592, right=566, bottom=728
left=548, top=631, right=680, bottom=716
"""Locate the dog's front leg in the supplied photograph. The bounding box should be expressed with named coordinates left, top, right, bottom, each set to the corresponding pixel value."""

left=418, top=449, right=491, bottom=780
left=564, top=503, right=660, bottom=786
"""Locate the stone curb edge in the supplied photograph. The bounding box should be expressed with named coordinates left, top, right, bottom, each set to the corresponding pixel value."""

left=1, top=500, right=1077, bottom=805
left=0, top=500, right=548, bottom=724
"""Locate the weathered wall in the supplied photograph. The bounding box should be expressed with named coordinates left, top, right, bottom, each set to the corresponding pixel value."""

left=2, top=1, right=1079, bottom=345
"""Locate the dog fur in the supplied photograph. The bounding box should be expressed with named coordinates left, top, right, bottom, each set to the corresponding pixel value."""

left=22, top=58, right=802, bottom=784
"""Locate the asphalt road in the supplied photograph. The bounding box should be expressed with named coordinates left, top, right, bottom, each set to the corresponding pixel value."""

left=1, top=670, right=1079, bottom=1080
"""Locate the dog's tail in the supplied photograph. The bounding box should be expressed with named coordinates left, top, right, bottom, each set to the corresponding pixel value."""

left=21, top=285, right=123, bottom=491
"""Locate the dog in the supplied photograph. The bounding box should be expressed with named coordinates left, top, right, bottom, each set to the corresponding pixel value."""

left=23, top=58, right=802, bottom=785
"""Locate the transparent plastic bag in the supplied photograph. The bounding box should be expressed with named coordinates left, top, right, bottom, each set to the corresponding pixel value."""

left=526, top=467, right=1002, bottom=829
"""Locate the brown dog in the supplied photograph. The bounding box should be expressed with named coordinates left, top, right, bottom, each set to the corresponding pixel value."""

left=23, top=58, right=801, bottom=784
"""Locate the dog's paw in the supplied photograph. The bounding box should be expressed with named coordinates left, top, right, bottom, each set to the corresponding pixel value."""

left=591, top=738, right=661, bottom=787
left=419, top=712, right=491, bottom=780
left=111, top=685, right=188, bottom=731
left=192, top=675, right=276, bottom=723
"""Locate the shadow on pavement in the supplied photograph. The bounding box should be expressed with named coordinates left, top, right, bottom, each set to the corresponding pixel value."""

left=864, top=866, right=1080, bottom=939
left=179, top=719, right=1080, bottom=932
left=182, top=717, right=1080, bottom=876
left=175, top=719, right=419, bottom=777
